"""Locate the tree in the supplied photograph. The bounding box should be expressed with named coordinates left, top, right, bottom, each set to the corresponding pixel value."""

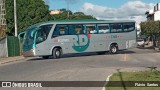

left=6, top=0, right=50, bottom=35
left=71, top=12, right=95, bottom=20
left=50, top=8, right=95, bottom=20
left=74, top=12, right=85, bottom=16
left=140, top=21, right=160, bottom=47
left=6, top=0, right=95, bottom=35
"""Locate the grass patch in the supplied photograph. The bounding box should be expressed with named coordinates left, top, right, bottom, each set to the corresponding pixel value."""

left=106, top=71, right=160, bottom=90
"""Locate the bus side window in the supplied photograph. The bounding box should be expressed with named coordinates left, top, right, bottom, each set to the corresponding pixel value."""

left=86, top=24, right=96, bottom=34
left=36, top=29, right=47, bottom=44
left=52, top=25, right=68, bottom=38
left=75, top=25, right=84, bottom=34
left=59, top=25, right=68, bottom=35
left=36, top=24, right=53, bottom=43
left=40, top=24, right=53, bottom=37
left=98, top=24, right=109, bottom=34
left=52, top=26, right=60, bottom=38
left=123, top=23, right=135, bottom=32
left=69, top=24, right=84, bottom=35
left=110, top=24, right=122, bottom=33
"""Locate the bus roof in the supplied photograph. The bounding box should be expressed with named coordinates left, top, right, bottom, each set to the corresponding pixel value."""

left=28, top=19, right=135, bottom=29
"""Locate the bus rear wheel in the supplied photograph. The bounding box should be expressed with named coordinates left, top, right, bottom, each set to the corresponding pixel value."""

left=109, top=44, right=118, bottom=54
left=52, top=48, right=62, bottom=59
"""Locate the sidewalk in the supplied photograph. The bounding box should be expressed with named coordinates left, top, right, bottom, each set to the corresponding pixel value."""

left=0, top=56, right=24, bottom=64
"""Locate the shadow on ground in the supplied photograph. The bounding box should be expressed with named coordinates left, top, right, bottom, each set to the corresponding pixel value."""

left=27, top=50, right=136, bottom=61
left=27, top=47, right=159, bottom=61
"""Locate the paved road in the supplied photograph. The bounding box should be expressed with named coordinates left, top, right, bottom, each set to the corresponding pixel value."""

left=0, top=48, right=160, bottom=90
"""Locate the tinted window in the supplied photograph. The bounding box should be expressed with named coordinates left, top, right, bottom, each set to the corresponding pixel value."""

left=36, top=29, right=47, bottom=44
left=98, top=24, right=109, bottom=34
left=36, top=24, right=53, bottom=44
left=86, top=24, right=96, bottom=34
left=39, top=24, right=53, bottom=37
left=123, top=23, right=135, bottom=32
left=68, top=24, right=84, bottom=35
left=52, top=25, right=68, bottom=38
left=59, top=25, right=68, bottom=35
left=110, top=24, right=122, bottom=33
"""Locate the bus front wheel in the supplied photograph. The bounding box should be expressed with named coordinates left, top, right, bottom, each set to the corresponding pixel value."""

left=109, top=44, right=118, bottom=54
left=52, top=48, right=62, bottom=59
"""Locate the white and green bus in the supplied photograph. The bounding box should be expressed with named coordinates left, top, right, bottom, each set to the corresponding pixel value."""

left=19, top=20, right=137, bottom=59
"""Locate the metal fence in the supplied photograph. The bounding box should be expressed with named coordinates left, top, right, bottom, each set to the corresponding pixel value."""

left=0, top=36, right=20, bottom=58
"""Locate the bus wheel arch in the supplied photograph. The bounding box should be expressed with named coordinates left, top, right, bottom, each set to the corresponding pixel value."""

left=109, top=43, right=118, bottom=54
left=52, top=46, right=63, bottom=59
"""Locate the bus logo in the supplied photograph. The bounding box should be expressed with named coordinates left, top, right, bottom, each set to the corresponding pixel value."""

left=72, top=35, right=90, bottom=52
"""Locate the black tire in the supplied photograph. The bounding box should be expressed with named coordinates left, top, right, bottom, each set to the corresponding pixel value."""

left=52, top=48, right=62, bottom=59
left=42, top=56, right=49, bottom=59
left=109, top=44, right=118, bottom=54
left=96, top=51, right=106, bottom=55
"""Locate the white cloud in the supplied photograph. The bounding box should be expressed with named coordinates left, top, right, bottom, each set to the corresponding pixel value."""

left=79, top=1, right=155, bottom=23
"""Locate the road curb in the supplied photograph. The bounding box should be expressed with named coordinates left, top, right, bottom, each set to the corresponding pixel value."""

left=0, top=56, right=24, bottom=64
left=102, top=74, right=112, bottom=90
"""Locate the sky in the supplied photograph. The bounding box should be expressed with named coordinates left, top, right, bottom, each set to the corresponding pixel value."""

left=44, top=0, right=160, bottom=23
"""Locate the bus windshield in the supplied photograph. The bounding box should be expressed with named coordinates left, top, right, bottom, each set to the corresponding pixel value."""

left=23, top=26, right=37, bottom=51
left=23, top=24, right=53, bottom=51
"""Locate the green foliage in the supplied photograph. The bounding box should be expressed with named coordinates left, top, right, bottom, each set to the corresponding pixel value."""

left=140, top=21, right=160, bottom=35
left=50, top=8, right=95, bottom=20
left=6, top=0, right=50, bottom=34
left=6, top=2, right=95, bottom=35
left=106, top=71, right=160, bottom=90
left=140, top=21, right=160, bottom=47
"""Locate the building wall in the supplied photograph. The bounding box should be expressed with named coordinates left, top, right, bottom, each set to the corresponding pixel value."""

left=154, top=11, right=160, bottom=21
left=0, top=37, right=8, bottom=58
left=50, top=10, right=61, bottom=15
left=146, top=3, right=160, bottom=21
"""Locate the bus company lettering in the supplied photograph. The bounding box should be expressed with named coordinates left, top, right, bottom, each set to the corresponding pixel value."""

left=72, top=35, right=90, bottom=52
left=110, top=35, right=123, bottom=39
left=54, top=39, right=69, bottom=42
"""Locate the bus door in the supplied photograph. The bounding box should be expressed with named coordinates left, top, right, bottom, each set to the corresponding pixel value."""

left=35, top=24, right=53, bottom=56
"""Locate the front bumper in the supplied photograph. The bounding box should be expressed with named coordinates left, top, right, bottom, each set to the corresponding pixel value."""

left=22, top=49, right=35, bottom=57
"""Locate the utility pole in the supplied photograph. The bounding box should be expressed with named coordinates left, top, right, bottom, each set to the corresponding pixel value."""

left=66, top=0, right=70, bottom=19
left=14, top=0, right=17, bottom=37
left=0, top=0, right=6, bottom=38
